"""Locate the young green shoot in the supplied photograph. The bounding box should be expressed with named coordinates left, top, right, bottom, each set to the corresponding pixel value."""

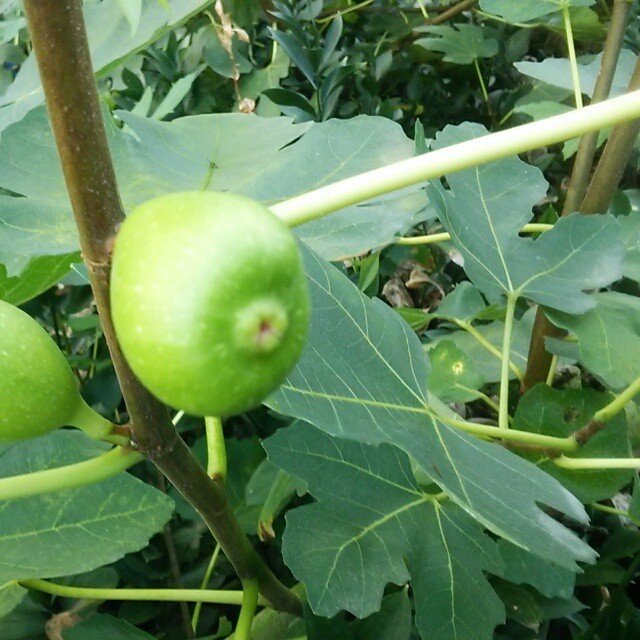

left=591, top=502, right=639, bottom=525
left=546, top=354, right=558, bottom=387
left=474, top=58, right=491, bottom=113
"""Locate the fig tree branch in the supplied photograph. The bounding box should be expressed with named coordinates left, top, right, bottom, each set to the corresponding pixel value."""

left=523, top=0, right=637, bottom=391
left=22, top=0, right=301, bottom=616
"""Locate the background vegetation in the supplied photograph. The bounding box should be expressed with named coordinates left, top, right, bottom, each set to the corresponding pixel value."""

left=1, top=1, right=640, bottom=639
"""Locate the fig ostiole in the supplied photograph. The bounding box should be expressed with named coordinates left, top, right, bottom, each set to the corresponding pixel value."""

left=110, top=191, right=310, bottom=418
left=0, top=300, right=113, bottom=442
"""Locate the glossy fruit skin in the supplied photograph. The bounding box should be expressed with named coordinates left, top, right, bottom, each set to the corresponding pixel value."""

left=110, top=191, right=310, bottom=417
left=0, top=300, right=82, bottom=440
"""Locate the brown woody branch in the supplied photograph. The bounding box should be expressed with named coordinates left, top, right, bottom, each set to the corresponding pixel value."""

left=22, top=0, right=300, bottom=616
left=522, top=0, right=637, bottom=392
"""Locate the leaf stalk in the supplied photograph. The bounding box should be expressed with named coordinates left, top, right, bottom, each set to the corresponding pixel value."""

left=19, top=578, right=266, bottom=607
left=0, top=447, right=143, bottom=502
left=270, top=89, right=640, bottom=226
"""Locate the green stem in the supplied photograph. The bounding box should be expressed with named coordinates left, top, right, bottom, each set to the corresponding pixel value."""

left=452, top=319, right=524, bottom=382
left=432, top=410, right=578, bottom=451
left=498, top=295, right=517, bottom=429
left=205, top=416, right=227, bottom=481
left=0, top=447, right=143, bottom=502
left=396, top=223, right=553, bottom=245
left=192, top=544, right=222, bottom=634
left=555, top=456, right=640, bottom=469
left=226, top=583, right=307, bottom=640
left=477, top=391, right=501, bottom=416
left=474, top=57, right=490, bottom=112
left=397, top=231, right=450, bottom=245
left=235, top=579, right=260, bottom=640
left=269, top=90, right=640, bottom=226
left=593, top=374, right=640, bottom=423
left=316, top=0, right=374, bottom=23
left=590, top=503, right=637, bottom=522
left=545, top=354, right=558, bottom=386
left=475, top=9, right=539, bottom=29
left=20, top=578, right=266, bottom=607
left=562, top=5, right=583, bottom=108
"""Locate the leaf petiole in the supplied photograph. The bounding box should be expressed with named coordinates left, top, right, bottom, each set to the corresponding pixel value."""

left=396, top=223, right=554, bottom=246
left=498, top=295, right=518, bottom=429
left=192, top=544, right=222, bottom=633
left=562, top=5, right=583, bottom=109
left=0, top=446, right=143, bottom=502
left=235, top=578, right=260, bottom=640
left=432, top=410, right=578, bottom=452
left=451, top=318, right=525, bottom=383
left=593, top=374, right=640, bottom=423
left=554, top=456, right=640, bottom=470
left=19, top=577, right=265, bottom=607
left=270, top=90, right=640, bottom=226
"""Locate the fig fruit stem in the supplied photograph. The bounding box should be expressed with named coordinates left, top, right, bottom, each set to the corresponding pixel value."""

left=68, top=398, right=114, bottom=441
left=269, top=89, right=640, bottom=227
left=0, top=447, right=144, bottom=502
left=20, top=577, right=267, bottom=607
left=23, top=0, right=301, bottom=616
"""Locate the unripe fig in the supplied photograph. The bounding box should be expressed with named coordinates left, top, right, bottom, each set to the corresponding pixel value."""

left=0, top=300, right=111, bottom=441
left=110, top=191, right=310, bottom=417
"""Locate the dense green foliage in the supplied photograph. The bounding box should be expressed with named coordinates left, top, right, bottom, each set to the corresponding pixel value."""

left=1, top=1, right=640, bottom=640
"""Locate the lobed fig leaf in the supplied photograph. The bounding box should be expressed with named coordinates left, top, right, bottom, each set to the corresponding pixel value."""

left=110, top=191, right=310, bottom=417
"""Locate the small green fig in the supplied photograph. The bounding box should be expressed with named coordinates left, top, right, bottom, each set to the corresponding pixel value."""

left=0, top=300, right=111, bottom=441
left=110, top=191, right=310, bottom=417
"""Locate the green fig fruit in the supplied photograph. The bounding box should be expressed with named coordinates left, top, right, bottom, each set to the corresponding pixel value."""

left=110, top=191, right=310, bottom=417
left=0, top=300, right=111, bottom=441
